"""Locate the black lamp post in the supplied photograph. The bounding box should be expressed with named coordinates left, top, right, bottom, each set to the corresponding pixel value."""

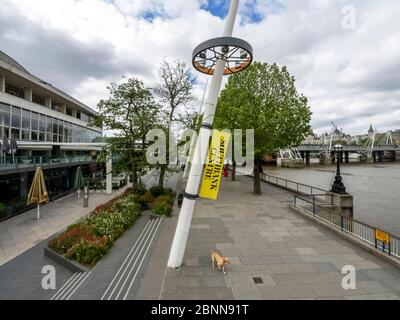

left=330, top=144, right=347, bottom=194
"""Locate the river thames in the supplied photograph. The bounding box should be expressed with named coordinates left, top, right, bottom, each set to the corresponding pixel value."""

left=261, top=161, right=400, bottom=237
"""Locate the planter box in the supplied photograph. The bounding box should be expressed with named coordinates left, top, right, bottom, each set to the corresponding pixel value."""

left=44, top=244, right=89, bottom=273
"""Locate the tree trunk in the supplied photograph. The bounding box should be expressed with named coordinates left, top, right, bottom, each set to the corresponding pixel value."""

left=232, top=160, right=236, bottom=181
left=253, top=159, right=262, bottom=195
left=159, top=166, right=165, bottom=188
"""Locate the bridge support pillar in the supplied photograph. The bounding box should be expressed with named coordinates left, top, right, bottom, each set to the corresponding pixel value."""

left=344, top=151, right=349, bottom=163
left=305, top=151, right=310, bottom=165
left=377, top=151, right=383, bottom=162
left=367, top=151, right=376, bottom=163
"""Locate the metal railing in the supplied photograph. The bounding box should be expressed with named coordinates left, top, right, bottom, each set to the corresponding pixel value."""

left=0, top=155, right=96, bottom=170
left=293, top=194, right=400, bottom=259
left=259, top=172, right=328, bottom=195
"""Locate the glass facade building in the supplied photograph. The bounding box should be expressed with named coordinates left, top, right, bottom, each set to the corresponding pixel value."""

left=0, top=50, right=105, bottom=222
left=0, top=102, right=102, bottom=143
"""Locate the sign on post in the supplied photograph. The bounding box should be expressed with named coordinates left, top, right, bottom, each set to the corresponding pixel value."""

left=199, top=130, right=231, bottom=200
left=375, top=229, right=390, bottom=243
left=375, top=229, right=391, bottom=255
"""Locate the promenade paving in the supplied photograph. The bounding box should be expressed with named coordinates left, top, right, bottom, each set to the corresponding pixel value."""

left=159, top=175, right=400, bottom=300
left=0, top=169, right=181, bottom=299
left=0, top=187, right=132, bottom=267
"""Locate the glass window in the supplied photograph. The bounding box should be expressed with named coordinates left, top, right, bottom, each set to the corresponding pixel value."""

left=81, top=112, right=89, bottom=122
left=53, top=134, right=58, bottom=143
left=53, top=118, right=58, bottom=134
left=59, top=121, right=63, bottom=135
left=46, top=116, right=52, bottom=133
left=39, top=114, right=46, bottom=132
left=11, top=128, right=20, bottom=140
left=31, top=131, right=38, bottom=141
left=22, top=130, right=30, bottom=141
left=11, top=107, right=21, bottom=128
left=31, top=112, right=38, bottom=131
left=22, top=110, right=30, bottom=129
left=0, top=126, right=9, bottom=139
left=39, top=132, right=45, bottom=141
left=0, top=103, right=10, bottom=127
left=68, top=123, right=72, bottom=143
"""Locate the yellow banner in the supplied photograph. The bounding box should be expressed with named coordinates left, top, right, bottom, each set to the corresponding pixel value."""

left=199, top=130, right=231, bottom=200
left=375, top=229, right=390, bottom=244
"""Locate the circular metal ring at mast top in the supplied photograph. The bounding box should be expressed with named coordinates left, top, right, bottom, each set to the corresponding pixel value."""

left=192, top=36, right=253, bottom=76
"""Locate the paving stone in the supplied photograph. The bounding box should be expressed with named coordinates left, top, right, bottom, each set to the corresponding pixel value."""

left=282, top=284, right=316, bottom=299
left=258, top=286, right=290, bottom=300
left=238, top=255, right=263, bottom=265
left=311, top=283, right=344, bottom=298
left=232, top=286, right=262, bottom=300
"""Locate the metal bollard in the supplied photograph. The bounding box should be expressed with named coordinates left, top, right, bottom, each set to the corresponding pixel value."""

left=84, top=186, right=89, bottom=208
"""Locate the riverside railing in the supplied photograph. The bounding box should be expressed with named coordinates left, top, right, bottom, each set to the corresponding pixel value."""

left=293, top=194, right=400, bottom=259
left=0, top=155, right=96, bottom=170
left=259, top=172, right=328, bottom=195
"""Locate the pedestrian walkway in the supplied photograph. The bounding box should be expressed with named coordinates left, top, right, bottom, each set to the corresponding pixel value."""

left=159, top=175, right=400, bottom=300
left=0, top=187, right=130, bottom=266
left=0, top=170, right=181, bottom=299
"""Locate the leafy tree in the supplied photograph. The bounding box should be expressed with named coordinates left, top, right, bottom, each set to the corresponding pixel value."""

left=214, top=62, right=312, bottom=194
left=97, top=77, right=161, bottom=190
left=154, top=60, right=196, bottom=187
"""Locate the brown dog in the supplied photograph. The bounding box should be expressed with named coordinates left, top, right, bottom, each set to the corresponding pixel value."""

left=211, top=250, right=230, bottom=274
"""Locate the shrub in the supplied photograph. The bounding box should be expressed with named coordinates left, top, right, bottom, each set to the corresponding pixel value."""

left=49, top=225, right=94, bottom=254
left=0, top=203, right=9, bottom=219
left=130, top=194, right=146, bottom=209
left=149, top=186, right=164, bottom=197
left=155, top=195, right=174, bottom=206
left=134, top=183, right=147, bottom=196
left=152, top=201, right=172, bottom=217
left=163, top=188, right=176, bottom=198
left=140, top=191, right=155, bottom=204
left=65, top=237, right=110, bottom=267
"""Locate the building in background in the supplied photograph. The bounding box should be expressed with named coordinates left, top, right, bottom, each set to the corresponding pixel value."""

left=0, top=51, right=104, bottom=220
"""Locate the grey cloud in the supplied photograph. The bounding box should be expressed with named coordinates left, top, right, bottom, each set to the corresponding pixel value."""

left=0, top=8, right=152, bottom=93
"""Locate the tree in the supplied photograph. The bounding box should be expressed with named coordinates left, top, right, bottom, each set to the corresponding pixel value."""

left=97, top=77, right=161, bottom=190
left=154, top=60, right=196, bottom=188
left=214, top=62, right=312, bottom=194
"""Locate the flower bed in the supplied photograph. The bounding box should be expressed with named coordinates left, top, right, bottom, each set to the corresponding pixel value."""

left=48, top=189, right=141, bottom=267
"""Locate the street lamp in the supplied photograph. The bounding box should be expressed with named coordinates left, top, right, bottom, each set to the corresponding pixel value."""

left=167, top=0, right=253, bottom=269
left=330, top=144, right=347, bottom=194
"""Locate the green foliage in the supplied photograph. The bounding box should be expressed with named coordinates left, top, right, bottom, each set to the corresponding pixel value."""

left=214, top=61, right=312, bottom=194
left=152, top=201, right=172, bottom=217
left=149, top=186, right=165, bottom=197
left=97, top=77, right=162, bottom=189
left=162, top=188, right=176, bottom=198
left=140, top=191, right=155, bottom=205
left=48, top=193, right=142, bottom=267
left=134, top=183, right=147, bottom=196
left=0, top=203, right=9, bottom=219
left=155, top=195, right=175, bottom=206
left=214, top=61, right=312, bottom=158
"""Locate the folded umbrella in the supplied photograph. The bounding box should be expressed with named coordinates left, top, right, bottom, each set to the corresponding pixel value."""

left=27, top=167, right=49, bottom=219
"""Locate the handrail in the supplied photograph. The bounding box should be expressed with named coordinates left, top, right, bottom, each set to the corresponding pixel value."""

left=293, top=194, right=400, bottom=259
left=258, top=172, right=328, bottom=195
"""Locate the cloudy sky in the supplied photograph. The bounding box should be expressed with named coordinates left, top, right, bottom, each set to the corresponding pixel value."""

left=1, top=0, right=399, bottom=135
